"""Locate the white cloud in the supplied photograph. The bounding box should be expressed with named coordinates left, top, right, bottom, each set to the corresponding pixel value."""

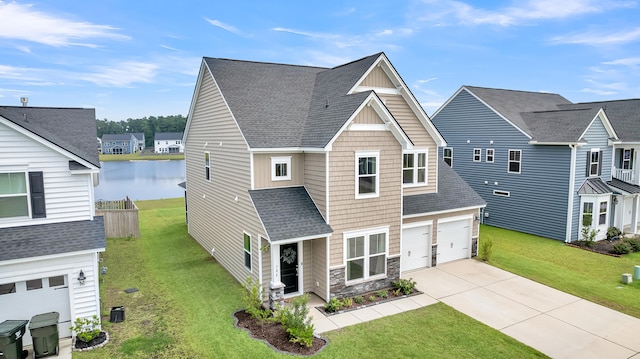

left=0, top=1, right=129, bottom=47
left=204, top=18, right=240, bottom=34
left=417, top=78, right=438, bottom=83
left=161, top=44, right=180, bottom=51
left=580, top=88, right=617, bottom=95
left=603, top=57, right=640, bottom=66
left=551, top=27, right=640, bottom=45
left=79, top=62, right=159, bottom=87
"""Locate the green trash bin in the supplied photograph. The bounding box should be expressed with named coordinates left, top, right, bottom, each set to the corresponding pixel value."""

left=28, top=312, right=59, bottom=358
left=0, top=320, right=29, bottom=359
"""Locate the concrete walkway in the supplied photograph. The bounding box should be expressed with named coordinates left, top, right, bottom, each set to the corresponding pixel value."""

left=310, top=259, right=640, bottom=359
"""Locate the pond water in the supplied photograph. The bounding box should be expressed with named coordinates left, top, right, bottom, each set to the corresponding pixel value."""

left=94, top=160, right=185, bottom=201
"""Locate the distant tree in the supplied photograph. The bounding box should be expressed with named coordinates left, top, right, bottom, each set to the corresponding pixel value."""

left=96, top=115, right=186, bottom=148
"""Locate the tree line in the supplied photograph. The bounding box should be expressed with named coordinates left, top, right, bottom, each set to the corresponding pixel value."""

left=96, top=115, right=186, bottom=148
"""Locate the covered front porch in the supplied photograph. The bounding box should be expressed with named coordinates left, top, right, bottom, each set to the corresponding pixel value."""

left=608, top=180, right=640, bottom=236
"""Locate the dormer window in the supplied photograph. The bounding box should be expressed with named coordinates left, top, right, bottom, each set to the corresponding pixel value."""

left=271, top=156, right=291, bottom=181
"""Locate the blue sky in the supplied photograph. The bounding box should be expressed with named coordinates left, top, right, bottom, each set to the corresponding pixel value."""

left=1, top=0, right=639, bottom=121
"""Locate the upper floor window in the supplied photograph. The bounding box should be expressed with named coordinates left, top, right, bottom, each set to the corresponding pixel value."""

left=473, top=148, right=481, bottom=162
left=588, top=149, right=601, bottom=176
left=621, top=149, right=634, bottom=170
left=204, top=152, right=211, bottom=181
left=443, top=147, right=453, bottom=167
left=243, top=232, right=252, bottom=272
left=486, top=149, right=494, bottom=163
left=403, top=151, right=427, bottom=185
left=345, top=228, right=388, bottom=282
left=0, top=172, right=29, bottom=218
left=508, top=150, right=521, bottom=174
left=356, top=151, right=379, bottom=198
left=271, top=156, right=291, bottom=181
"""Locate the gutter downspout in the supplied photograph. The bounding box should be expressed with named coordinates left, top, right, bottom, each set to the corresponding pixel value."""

left=566, top=144, right=577, bottom=242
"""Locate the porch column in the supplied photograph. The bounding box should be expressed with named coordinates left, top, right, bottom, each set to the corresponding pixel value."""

left=268, top=243, right=285, bottom=310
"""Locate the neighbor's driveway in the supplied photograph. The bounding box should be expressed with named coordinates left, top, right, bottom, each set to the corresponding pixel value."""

left=410, top=259, right=640, bottom=359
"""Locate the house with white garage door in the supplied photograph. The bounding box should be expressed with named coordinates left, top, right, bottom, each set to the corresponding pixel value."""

left=0, top=105, right=106, bottom=346
left=183, top=53, right=486, bottom=304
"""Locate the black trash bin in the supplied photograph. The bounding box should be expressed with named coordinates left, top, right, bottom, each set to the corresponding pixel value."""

left=109, top=306, right=125, bottom=323
left=28, top=312, right=59, bottom=358
left=0, top=320, right=29, bottom=359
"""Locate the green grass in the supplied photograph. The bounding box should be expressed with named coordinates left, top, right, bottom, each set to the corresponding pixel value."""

left=481, top=224, right=640, bottom=318
left=99, top=153, right=184, bottom=161
left=74, top=199, right=545, bottom=358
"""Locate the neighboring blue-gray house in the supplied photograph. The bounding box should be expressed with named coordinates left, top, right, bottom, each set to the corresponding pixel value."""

left=101, top=133, right=137, bottom=154
left=431, top=86, right=640, bottom=242
left=132, top=132, right=145, bottom=151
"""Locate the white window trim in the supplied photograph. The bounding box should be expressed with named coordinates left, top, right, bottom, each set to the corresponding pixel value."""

left=486, top=148, right=494, bottom=163
left=473, top=148, right=481, bottom=162
left=271, top=156, right=292, bottom=181
left=204, top=151, right=211, bottom=182
left=508, top=149, right=522, bottom=174
left=355, top=151, right=380, bottom=199
left=402, top=150, right=428, bottom=187
left=493, top=190, right=510, bottom=197
left=579, top=195, right=609, bottom=240
left=243, top=231, right=252, bottom=272
left=443, top=147, right=453, bottom=167
left=343, top=226, right=389, bottom=285
left=0, top=171, right=30, bottom=219
left=589, top=148, right=600, bottom=177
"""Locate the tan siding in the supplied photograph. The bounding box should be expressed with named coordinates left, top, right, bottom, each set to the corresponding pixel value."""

left=253, top=153, right=303, bottom=189
left=328, top=129, right=403, bottom=267
left=185, top=71, right=265, bottom=286
left=403, top=208, right=481, bottom=244
left=353, top=105, right=385, bottom=125
left=311, top=237, right=327, bottom=300
left=379, top=94, right=438, bottom=195
left=361, top=66, right=396, bottom=88
left=261, top=236, right=271, bottom=295
left=303, top=240, right=313, bottom=292
left=303, top=153, right=326, bottom=218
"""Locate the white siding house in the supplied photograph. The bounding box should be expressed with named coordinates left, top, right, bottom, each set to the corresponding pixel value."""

left=154, top=132, right=184, bottom=153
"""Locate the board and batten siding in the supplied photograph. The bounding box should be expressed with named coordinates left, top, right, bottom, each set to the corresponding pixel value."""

left=303, top=153, right=327, bottom=218
left=432, top=89, right=572, bottom=241
left=253, top=153, right=304, bottom=189
left=327, top=129, right=402, bottom=268
left=569, top=115, right=615, bottom=241
left=0, top=122, right=94, bottom=229
left=378, top=94, right=438, bottom=196
left=185, top=70, right=265, bottom=286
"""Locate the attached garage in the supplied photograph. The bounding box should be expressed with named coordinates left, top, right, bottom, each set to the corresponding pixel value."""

left=436, top=216, right=472, bottom=264
left=401, top=222, right=432, bottom=272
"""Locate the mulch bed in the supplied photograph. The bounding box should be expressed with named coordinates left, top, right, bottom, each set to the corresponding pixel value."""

left=317, top=287, right=421, bottom=316
left=234, top=310, right=327, bottom=356
left=566, top=240, right=622, bottom=257
left=73, top=331, right=109, bottom=351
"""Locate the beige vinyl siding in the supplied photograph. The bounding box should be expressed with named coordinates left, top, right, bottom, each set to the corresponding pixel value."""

left=260, top=236, right=271, bottom=296
left=353, top=105, right=385, bottom=125
left=303, top=240, right=313, bottom=292
left=379, top=93, right=438, bottom=195
left=303, top=153, right=326, bottom=218
left=185, top=70, right=265, bottom=285
left=328, top=129, right=403, bottom=267
left=361, top=66, right=396, bottom=88
left=252, top=153, right=304, bottom=189
left=403, top=208, right=480, bottom=244
left=311, top=237, right=327, bottom=300
left=0, top=122, right=93, bottom=228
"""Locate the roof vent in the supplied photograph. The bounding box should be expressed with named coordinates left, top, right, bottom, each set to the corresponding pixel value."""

left=20, top=97, right=28, bottom=107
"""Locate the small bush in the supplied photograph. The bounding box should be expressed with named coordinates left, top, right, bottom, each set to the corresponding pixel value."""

left=612, top=242, right=631, bottom=255
left=280, top=294, right=314, bottom=347
left=71, top=315, right=101, bottom=343
left=369, top=295, right=376, bottom=302
left=342, top=297, right=354, bottom=307
left=607, top=226, right=622, bottom=240
left=392, top=278, right=417, bottom=295
left=287, top=325, right=314, bottom=347
left=376, top=290, right=388, bottom=299
left=624, top=236, right=640, bottom=252
left=354, top=296, right=364, bottom=304
left=324, top=297, right=342, bottom=312
left=242, top=277, right=271, bottom=323
left=479, top=237, right=493, bottom=261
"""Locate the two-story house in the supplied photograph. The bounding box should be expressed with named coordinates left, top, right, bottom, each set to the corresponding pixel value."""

left=431, top=86, right=640, bottom=242
left=0, top=106, right=106, bottom=346
left=101, top=133, right=137, bottom=154
left=183, top=53, right=485, bottom=305
left=133, top=132, right=145, bottom=152
left=154, top=132, right=184, bottom=153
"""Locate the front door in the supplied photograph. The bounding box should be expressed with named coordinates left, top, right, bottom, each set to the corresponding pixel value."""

left=280, top=243, right=299, bottom=294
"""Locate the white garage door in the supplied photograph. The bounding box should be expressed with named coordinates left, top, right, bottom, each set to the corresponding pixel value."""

left=437, top=219, right=471, bottom=264
left=0, top=275, right=72, bottom=346
left=402, top=225, right=431, bottom=272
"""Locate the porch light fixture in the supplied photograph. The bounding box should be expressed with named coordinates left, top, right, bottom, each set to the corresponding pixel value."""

left=78, top=270, right=86, bottom=285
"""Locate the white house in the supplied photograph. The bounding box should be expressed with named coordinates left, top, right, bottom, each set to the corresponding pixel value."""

left=0, top=105, right=106, bottom=346
left=154, top=132, right=184, bottom=153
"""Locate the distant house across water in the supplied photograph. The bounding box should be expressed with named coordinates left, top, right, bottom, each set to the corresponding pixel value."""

left=101, top=133, right=137, bottom=154
left=154, top=132, right=184, bottom=153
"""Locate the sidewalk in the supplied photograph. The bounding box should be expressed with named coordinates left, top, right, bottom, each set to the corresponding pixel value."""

left=310, top=259, right=640, bottom=359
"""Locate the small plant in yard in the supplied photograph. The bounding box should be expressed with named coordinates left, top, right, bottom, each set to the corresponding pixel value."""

left=612, top=241, right=632, bottom=255
left=479, top=237, right=493, bottom=261
left=376, top=290, right=388, bottom=299
left=71, top=315, right=101, bottom=343
left=342, top=297, right=354, bottom=307
left=581, top=216, right=598, bottom=247
left=278, top=294, right=314, bottom=347
left=354, top=296, right=364, bottom=304
left=324, top=297, right=343, bottom=313
left=392, top=278, right=417, bottom=295
left=242, top=277, right=271, bottom=330
left=607, top=226, right=622, bottom=241
left=624, top=236, right=640, bottom=252
left=369, top=295, right=376, bottom=302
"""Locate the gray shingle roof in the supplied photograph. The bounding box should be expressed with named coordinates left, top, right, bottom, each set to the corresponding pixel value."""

left=464, top=86, right=571, bottom=137
left=249, top=186, right=332, bottom=242
left=154, top=132, right=183, bottom=141
left=204, top=53, right=382, bottom=148
left=102, top=133, right=134, bottom=141
left=578, top=178, right=612, bottom=195
left=132, top=132, right=145, bottom=140
left=607, top=178, right=640, bottom=194
left=0, top=217, right=106, bottom=261
left=561, top=99, right=640, bottom=142
left=521, top=107, right=600, bottom=143
left=403, top=159, right=486, bottom=216
left=0, top=106, right=100, bottom=167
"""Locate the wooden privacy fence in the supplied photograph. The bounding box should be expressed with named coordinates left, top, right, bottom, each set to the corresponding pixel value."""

left=95, top=196, right=140, bottom=238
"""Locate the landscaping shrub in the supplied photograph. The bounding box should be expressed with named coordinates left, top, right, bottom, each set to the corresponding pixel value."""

left=479, top=237, right=493, bottom=261
left=607, top=226, right=622, bottom=241
left=242, top=277, right=271, bottom=328
left=342, top=297, right=354, bottom=307
left=624, top=236, right=640, bottom=252
left=392, top=277, right=417, bottom=295
left=354, top=296, right=364, bottom=304
left=279, top=294, right=314, bottom=347
left=71, top=315, right=101, bottom=343
left=612, top=241, right=631, bottom=255
left=376, top=290, right=388, bottom=298
left=324, top=297, right=343, bottom=313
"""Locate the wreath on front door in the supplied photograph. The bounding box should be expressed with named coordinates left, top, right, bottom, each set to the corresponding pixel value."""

left=281, top=247, right=296, bottom=264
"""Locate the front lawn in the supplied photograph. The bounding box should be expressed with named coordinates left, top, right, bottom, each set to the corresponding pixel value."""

left=481, top=225, right=640, bottom=318
left=75, top=199, right=545, bottom=358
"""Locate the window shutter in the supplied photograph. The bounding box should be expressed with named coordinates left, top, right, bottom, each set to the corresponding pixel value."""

left=29, top=171, right=46, bottom=218
left=632, top=149, right=635, bottom=169
left=619, top=148, right=624, bottom=168
left=598, top=150, right=603, bottom=176
left=586, top=152, right=590, bottom=177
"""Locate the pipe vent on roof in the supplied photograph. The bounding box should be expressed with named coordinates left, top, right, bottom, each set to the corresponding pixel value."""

left=20, top=97, right=28, bottom=107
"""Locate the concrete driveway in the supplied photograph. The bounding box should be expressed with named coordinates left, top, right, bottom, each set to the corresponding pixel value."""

left=410, top=259, right=640, bottom=359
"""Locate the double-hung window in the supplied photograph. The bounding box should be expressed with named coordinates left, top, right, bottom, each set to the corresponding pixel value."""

left=473, top=148, right=481, bottom=162
left=622, top=149, right=634, bottom=169
left=486, top=149, right=494, bottom=163
left=508, top=150, right=521, bottom=173
left=243, top=232, right=251, bottom=271
left=271, top=156, right=291, bottom=181
left=356, top=151, right=379, bottom=198
left=345, top=228, right=388, bottom=282
left=589, top=149, right=601, bottom=176
left=443, top=147, right=453, bottom=167
left=0, top=172, right=29, bottom=218
left=598, top=201, right=608, bottom=226
left=582, top=202, right=594, bottom=227
left=403, top=151, right=427, bottom=185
